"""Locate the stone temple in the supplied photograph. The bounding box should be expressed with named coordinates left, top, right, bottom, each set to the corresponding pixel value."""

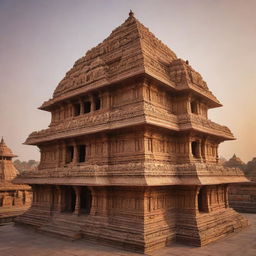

left=228, top=155, right=256, bottom=213
left=15, top=12, right=248, bottom=253
left=0, top=138, right=31, bottom=224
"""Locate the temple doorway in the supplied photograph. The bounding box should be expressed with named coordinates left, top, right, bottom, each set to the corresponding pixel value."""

left=198, top=188, right=203, bottom=212
left=80, top=187, right=92, bottom=214
left=198, top=187, right=207, bottom=212
left=63, top=186, right=76, bottom=213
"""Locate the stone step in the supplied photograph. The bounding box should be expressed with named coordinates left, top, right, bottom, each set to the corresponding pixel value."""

left=38, top=217, right=82, bottom=240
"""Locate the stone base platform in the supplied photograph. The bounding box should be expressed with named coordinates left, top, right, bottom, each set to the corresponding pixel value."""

left=229, top=183, right=256, bottom=213
left=0, top=213, right=255, bottom=256
left=0, top=206, right=29, bottom=225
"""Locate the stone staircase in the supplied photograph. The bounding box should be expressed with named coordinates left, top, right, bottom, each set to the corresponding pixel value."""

left=15, top=206, right=51, bottom=228
left=38, top=213, right=83, bottom=240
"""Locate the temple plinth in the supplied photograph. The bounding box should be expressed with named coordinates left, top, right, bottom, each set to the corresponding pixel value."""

left=14, top=12, right=248, bottom=253
left=0, top=137, right=32, bottom=224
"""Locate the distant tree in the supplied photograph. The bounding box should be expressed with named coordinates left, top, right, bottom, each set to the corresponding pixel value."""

left=13, top=159, right=39, bottom=172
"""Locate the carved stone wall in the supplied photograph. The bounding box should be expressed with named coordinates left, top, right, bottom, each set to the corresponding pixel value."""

left=16, top=184, right=247, bottom=253
left=15, top=12, right=248, bottom=253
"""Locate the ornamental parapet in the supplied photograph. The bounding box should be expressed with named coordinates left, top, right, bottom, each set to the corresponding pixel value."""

left=27, top=105, right=233, bottom=145
left=25, top=103, right=145, bottom=144
left=14, top=162, right=247, bottom=186
left=178, top=114, right=234, bottom=139
left=144, top=103, right=234, bottom=139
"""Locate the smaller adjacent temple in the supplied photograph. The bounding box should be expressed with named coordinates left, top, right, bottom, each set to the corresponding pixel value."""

left=224, top=154, right=245, bottom=168
left=228, top=156, right=256, bottom=213
left=0, top=137, right=32, bottom=224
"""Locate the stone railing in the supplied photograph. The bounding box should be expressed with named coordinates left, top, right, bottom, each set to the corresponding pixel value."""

left=27, top=104, right=233, bottom=145
left=144, top=103, right=233, bottom=139
left=178, top=114, right=234, bottom=139
left=26, top=103, right=145, bottom=144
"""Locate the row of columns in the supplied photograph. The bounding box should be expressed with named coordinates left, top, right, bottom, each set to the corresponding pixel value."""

left=52, top=92, right=106, bottom=123
left=55, top=186, right=91, bottom=215
left=196, top=185, right=229, bottom=213
left=188, top=138, right=219, bottom=163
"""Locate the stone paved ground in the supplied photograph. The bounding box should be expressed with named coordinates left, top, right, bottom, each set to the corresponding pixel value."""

left=0, top=213, right=255, bottom=256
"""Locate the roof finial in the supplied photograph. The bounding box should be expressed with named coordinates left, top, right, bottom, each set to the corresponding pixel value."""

left=129, top=9, right=134, bottom=17
left=0, top=137, right=4, bottom=144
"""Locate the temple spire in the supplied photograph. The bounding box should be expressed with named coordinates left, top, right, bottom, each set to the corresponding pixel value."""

left=1, top=137, right=4, bottom=144
left=129, top=9, right=134, bottom=17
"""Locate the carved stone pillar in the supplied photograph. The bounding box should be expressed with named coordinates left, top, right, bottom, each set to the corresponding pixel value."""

left=73, top=186, right=81, bottom=215
left=60, top=105, right=65, bottom=120
left=103, top=91, right=110, bottom=109
left=215, top=145, right=219, bottom=163
left=56, top=186, right=62, bottom=212
left=89, top=187, right=97, bottom=216
left=201, top=138, right=207, bottom=162
left=73, top=142, right=78, bottom=164
left=90, top=94, right=95, bottom=112
left=62, top=141, right=66, bottom=165
left=195, top=186, right=200, bottom=213
left=224, top=185, right=229, bottom=208
left=188, top=138, right=192, bottom=156
left=198, top=140, right=202, bottom=158
left=206, top=188, right=211, bottom=212
left=79, top=99, right=84, bottom=115
left=56, top=144, right=60, bottom=167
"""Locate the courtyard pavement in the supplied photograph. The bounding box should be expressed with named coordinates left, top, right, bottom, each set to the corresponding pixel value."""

left=0, top=213, right=255, bottom=256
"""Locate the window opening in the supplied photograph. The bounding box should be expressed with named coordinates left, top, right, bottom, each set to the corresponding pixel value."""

left=198, top=187, right=208, bottom=212
left=192, top=141, right=200, bottom=158
left=74, top=103, right=80, bottom=116
left=66, top=146, right=74, bottom=163
left=84, top=101, right=91, bottom=113
left=78, top=145, right=86, bottom=163
left=191, top=101, right=198, bottom=114
left=94, top=95, right=101, bottom=110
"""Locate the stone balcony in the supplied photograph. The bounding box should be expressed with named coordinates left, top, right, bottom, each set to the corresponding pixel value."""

left=26, top=102, right=233, bottom=145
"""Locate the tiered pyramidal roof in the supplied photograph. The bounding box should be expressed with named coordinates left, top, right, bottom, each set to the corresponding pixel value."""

left=0, top=137, right=18, bottom=182
left=40, top=11, right=220, bottom=111
left=0, top=137, right=17, bottom=158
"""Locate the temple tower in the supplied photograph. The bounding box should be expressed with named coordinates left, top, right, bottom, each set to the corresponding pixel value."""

left=0, top=137, right=32, bottom=224
left=15, top=12, right=248, bottom=252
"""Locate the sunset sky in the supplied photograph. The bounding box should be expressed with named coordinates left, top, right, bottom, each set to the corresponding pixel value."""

left=0, top=0, right=255, bottom=163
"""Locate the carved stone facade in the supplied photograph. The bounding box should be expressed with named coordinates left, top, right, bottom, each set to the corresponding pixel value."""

left=0, top=138, right=32, bottom=224
left=15, top=11, right=248, bottom=253
left=228, top=156, right=256, bottom=213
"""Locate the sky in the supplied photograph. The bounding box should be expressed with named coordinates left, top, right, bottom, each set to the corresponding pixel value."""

left=0, top=0, right=255, bottom=163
